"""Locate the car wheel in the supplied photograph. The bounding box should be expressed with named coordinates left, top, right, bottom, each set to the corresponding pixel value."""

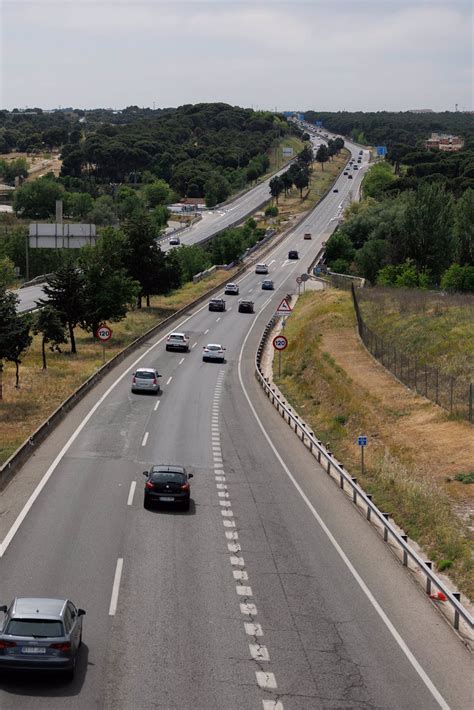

left=79, top=630, right=82, bottom=648
left=165, top=345, right=170, bottom=351
left=183, top=499, right=190, bottom=512
left=65, top=658, right=75, bottom=682
left=144, top=496, right=151, bottom=510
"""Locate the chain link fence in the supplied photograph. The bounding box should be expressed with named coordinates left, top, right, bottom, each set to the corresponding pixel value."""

left=351, top=285, right=473, bottom=423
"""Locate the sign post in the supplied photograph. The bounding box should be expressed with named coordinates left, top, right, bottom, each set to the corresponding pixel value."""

left=273, top=335, right=288, bottom=378
left=275, top=298, right=292, bottom=317
left=95, top=324, right=113, bottom=364
left=296, top=275, right=302, bottom=295
left=357, top=435, right=367, bottom=476
left=300, top=272, right=309, bottom=293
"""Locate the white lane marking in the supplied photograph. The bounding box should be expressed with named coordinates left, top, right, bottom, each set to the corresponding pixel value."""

left=241, top=603, right=257, bottom=616
left=223, top=519, right=235, bottom=527
left=237, top=317, right=450, bottom=710
left=228, top=307, right=232, bottom=311
left=141, top=432, right=149, bottom=447
left=262, top=701, right=284, bottom=710
left=225, top=531, right=238, bottom=539
left=221, top=509, right=233, bottom=516
left=244, top=622, right=262, bottom=636
left=154, top=400, right=160, bottom=411
left=166, top=376, right=172, bottom=385
left=216, top=317, right=221, bottom=322
left=178, top=357, right=185, bottom=365
left=219, top=500, right=231, bottom=507
left=204, top=328, right=209, bottom=335
left=228, top=543, right=241, bottom=553
left=192, top=342, right=197, bottom=349
left=233, top=570, right=248, bottom=581
left=237, top=585, right=252, bottom=596
left=256, top=672, right=277, bottom=689
left=127, top=481, right=136, bottom=506
left=250, top=644, right=270, bottom=661
left=249, top=288, right=253, bottom=293
left=230, top=556, right=244, bottom=565
left=218, top=491, right=229, bottom=498
left=109, top=558, right=124, bottom=616
left=269, top=259, right=276, bottom=266
left=217, top=483, right=227, bottom=489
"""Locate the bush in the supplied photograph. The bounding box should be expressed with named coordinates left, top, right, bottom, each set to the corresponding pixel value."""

left=441, top=264, right=474, bottom=293
left=265, top=205, right=278, bottom=217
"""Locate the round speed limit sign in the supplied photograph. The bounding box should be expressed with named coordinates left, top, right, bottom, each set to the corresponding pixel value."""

left=273, top=335, right=288, bottom=351
left=96, top=325, right=113, bottom=342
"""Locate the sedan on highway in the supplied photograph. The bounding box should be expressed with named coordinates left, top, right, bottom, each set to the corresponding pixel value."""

left=288, top=250, right=299, bottom=260
left=143, top=465, right=193, bottom=511
left=169, top=236, right=181, bottom=246
left=261, top=279, right=274, bottom=290
left=203, top=344, right=226, bottom=362
left=224, top=283, right=239, bottom=295
left=131, top=368, right=162, bottom=394
left=166, top=332, right=190, bottom=352
left=208, top=298, right=226, bottom=312
left=0, top=597, right=85, bottom=680
left=238, top=299, right=255, bottom=312
left=255, top=263, right=269, bottom=274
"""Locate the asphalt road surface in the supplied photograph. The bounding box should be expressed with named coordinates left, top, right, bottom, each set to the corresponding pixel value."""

left=2, top=143, right=471, bottom=709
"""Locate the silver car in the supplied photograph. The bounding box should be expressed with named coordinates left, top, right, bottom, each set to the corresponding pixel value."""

left=131, top=367, right=162, bottom=394
left=202, top=344, right=226, bottom=363
left=0, top=597, right=85, bottom=680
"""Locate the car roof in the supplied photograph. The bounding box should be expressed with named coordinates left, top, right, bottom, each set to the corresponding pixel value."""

left=11, top=598, right=67, bottom=618
left=205, top=343, right=223, bottom=348
left=151, top=464, right=186, bottom=474
left=136, top=368, right=156, bottom=374
left=169, top=332, right=186, bottom=337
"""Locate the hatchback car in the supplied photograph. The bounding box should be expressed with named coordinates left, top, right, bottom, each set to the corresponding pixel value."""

left=0, top=597, right=85, bottom=680
left=303, top=233, right=312, bottom=240
left=224, top=283, right=239, bottom=295
left=143, top=465, right=193, bottom=511
left=261, top=279, right=274, bottom=290
left=169, top=236, right=180, bottom=246
left=203, top=343, right=226, bottom=362
left=165, top=332, right=189, bottom=352
left=238, top=300, right=255, bottom=312
left=288, top=250, right=299, bottom=260
left=131, top=368, right=161, bottom=394
left=255, top=263, right=269, bottom=274
left=208, top=298, right=226, bottom=312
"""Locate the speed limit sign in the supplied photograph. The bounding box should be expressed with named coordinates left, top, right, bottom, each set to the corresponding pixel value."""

left=96, top=325, right=113, bottom=342
left=273, top=335, right=288, bottom=351
left=295, top=276, right=302, bottom=285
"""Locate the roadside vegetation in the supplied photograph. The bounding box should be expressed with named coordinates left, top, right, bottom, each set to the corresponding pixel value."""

left=274, top=289, right=474, bottom=598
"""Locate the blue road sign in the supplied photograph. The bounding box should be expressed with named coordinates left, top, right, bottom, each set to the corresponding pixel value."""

left=357, top=436, right=367, bottom=447
left=376, top=146, right=387, bottom=156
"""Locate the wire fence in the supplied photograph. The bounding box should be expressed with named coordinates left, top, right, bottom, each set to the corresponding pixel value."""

left=351, top=285, right=473, bottom=423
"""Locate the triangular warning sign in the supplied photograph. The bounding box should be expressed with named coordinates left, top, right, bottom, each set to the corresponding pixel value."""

left=275, top=298, right=292, bottom=315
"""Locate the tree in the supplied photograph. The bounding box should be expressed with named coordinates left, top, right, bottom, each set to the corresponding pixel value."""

left=38, top=262, right=87, bottom=354
left=354, top=239, right=389, bottom=283
left=122, top=212, right=168, bottom=307
left=315, top=144, right=329, bottom=171
left=325, top=232, right=355, bottom=265
left=172, top=244, right=211, bottom=282
left=6, top=314, right=32, bottom=388
left=440, top=264, right=474, bottom=293
left=68, top=192, right=94, bottom=220
left=0, top=256, right=15, bottom=289
left=362, top=163, right=396, bottom=199
left=144, top=179, right=172, bottom=207
left=293, top=167, right=309, bottom=198
left=204, top=174, right=231, bottom=207
left=453, top=188, right=474, bottom=266
left=33, top=306, right=68, bottom=369
left=0, top=288, right=19, bottom=399
left=269, top=175, right=284, bottom=204
left=280, top=170, right=293, bottom=197
left=87, top=195, right=117, bottom=226
left=13, top=178, right=64, bottom=219
left=297, top=145, right=313, bottom=165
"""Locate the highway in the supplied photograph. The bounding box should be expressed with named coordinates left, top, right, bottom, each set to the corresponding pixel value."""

left=0, top=146, right=471, bottom=709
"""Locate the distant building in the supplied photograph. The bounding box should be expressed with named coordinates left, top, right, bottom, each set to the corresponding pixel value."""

left=424, top=133, right=464, bottom=152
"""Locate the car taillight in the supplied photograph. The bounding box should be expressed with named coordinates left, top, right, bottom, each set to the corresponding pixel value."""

left=145, top=481, right=154, bottom=490
left=50, top=642, right=71, bottom=652
left=180, top=483, right=190, bottom=492
left=0, top=640, right=16, bottom=649
left=132, top=377, right=136, bottom=384
left=152, top=378, right=157, bottom=385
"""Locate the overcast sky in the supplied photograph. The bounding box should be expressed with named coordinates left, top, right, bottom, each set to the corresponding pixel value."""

left=1, top=0, right=472, bottom=112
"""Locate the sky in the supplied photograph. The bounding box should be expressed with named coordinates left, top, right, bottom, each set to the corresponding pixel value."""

left=1, top=0, right=473, bottom=113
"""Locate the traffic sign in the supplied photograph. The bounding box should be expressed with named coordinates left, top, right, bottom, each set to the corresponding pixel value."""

left=273, top=335, right=288, bottom=351
left=275, top=298, right=292, bottom=316
left=357, top=436, right=367, bottom=447
left=300, top=273, right=310, bottom=282
left=96, top=325, right=112, bottom=342
left=296, top=276, right=302, bottom=285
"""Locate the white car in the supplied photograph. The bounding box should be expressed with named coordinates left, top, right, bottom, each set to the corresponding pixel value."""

left=166, top=332, right=190, bottom=352
left=255, top=263, right=269, bottom=275
left=202, top=344, right=226, bottom=363
left=131, top=368, right=162, bottom=394
left=224, top=282, right=239, bottom=295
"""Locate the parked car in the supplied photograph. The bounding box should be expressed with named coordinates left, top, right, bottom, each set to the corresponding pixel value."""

left=224, top=282, right=239, bottom=295
left=143, top=465, right=193, bottom=511
left=169, top=236, right=180, bottom=246
left=166, top=332, right=190, bottom=352
left=208, top=298, right=226, bottom=312
left=255, top=263, right=269, bottom=274
left=304, top=232, right=312, bottom=240
left=131, top=368, right=161, bottom=394
left=288, top=250, right=299, bottom=260
left=238, top=300, right=255, bottom=312
left=261, top=280, right=274, bottom=290
left=203, top=343, right=226, bottom=362
left=0, top=597, right=85, bottom=680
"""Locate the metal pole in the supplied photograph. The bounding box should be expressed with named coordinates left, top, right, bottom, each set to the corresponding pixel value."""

left=102, top=344, right=106, bottom=365
left=25, top=232, right=30, bottom=281
left=361, top=446, right=365, bottom=477
left=278, top=350, right=281, bottom=378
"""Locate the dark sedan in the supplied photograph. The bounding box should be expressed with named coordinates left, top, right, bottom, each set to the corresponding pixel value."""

left=143, top=465, right=193, bottom=511
left=208, top=298, right=226, bottom=312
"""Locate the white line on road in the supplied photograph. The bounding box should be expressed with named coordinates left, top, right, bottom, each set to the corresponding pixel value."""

left=192, top=342, right=197, bottom=349
left=127, top=481, right=136, bottom=506
left=216, top=317, right=221, bottom=322
left=109, top=558, right=123, bottom=616
left=178, top=357, right=185, bottom=365
left=154, top=400, right=160, bottom=411
left=166, top=376, right=172, bottom=385
left=141, top=432, right=149, bottom=447
left=256, top=672, right=277, bottom=690
left=204, top=328, right=209, bottom=334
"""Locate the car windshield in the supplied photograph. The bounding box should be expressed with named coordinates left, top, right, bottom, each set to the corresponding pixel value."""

left=150, top=472, right=185, bottom=483
left=170, top=334, right=184, bottom=340
left=6, top=619, right=64, bottom=637
left=136, top=371, right=155, bottom=379
left=207, top=345, right=221, bottom=351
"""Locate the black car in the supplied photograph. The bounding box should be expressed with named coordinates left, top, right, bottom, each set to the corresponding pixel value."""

left=261, top=279, right=274, bottom=290
left=288, top=250, right=299, bottom=260
left=238, top=300, right=255, bottom=313
left=208, top=298, right=226, bottom=312
left=143, top=465, right=193, bottom=511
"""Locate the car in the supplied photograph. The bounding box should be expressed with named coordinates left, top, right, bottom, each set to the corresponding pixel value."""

left=303, top=232, right=312, bottom=240
left=255, top=263, right=269, bottom=275
left=0, top=598, right=85, bottom=680
left=333, top=188, right=339, bottom=193
left=143, top=465, right=193, bottom=511
left=238, top=299, right=255, bottom=312
left=343, top=172, right=348, bottom=176
left=203, top=343, right=226, bottom=362
left=169, top=236, right=180, bottom=246
left=208, top=298, right=226, bottom=312
left=348, top=174, right=353, bottom=179
left=131, top=368, right=161, bottom=394
left=261, top=279, right=274, bottom=290
left=288, top=250, right=299, bottom=259
left=359, top=150, right=363, bottom=155
left=357, top=159, right=362, bottom=163
left=353, top=165, right=358, bottom=170
left=166, top=332, right=190, bottom=352
left=224, top=282, right=239, bottom=295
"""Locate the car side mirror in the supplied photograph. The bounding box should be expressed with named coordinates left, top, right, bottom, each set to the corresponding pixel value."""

left=132, top=372, right=135, bottom=376
left=0, top=605, right=7, bottom=613
left=143, top=471, right=148, bottom=476
left=188, top=473, right=194, bottom=478
left=77, top=609, right=86, bottom=617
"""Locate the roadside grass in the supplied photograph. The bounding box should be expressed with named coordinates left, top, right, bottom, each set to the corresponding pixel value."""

left=274, top=290, right=474, bottom=598
left=0, top=268, right=238, bottom=465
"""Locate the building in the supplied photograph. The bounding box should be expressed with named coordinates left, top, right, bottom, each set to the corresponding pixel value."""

left=424, top=133, right=464, bottom=152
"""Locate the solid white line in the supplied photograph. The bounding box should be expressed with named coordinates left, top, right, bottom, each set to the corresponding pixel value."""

left=166, top=376, right=172, bottom=385
left=237, top=318, right=450, bottom=710
left=178, top=357, right=185, bottom=365
left=154, top=400, right=160, bottom=411
left=108, top=558, right=123, bottom=616
left=141, top=432, right=149, bottom=447
left=127, top=481, right=136, bottom=506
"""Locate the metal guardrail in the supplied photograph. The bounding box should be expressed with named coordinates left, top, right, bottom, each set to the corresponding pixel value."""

left=255, top=316, right=473, bottom=636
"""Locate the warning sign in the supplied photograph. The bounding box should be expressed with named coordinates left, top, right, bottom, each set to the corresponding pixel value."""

left=275, top=298, right=292, bottom=316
